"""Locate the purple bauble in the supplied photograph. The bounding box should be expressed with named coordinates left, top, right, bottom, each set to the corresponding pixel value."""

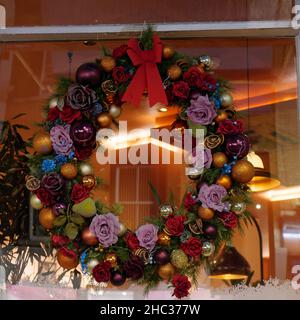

left=154, top=249, right=170, bottom=265
left=225, top=134, right=250, bottom=159
left=70, top=120, right=96, bottom=147
left=203, top=224, right=217, bottom=239
left=52, top=202, right=67, bottom=216
left=76, top=63, right=102, bottom=88
left=110, top=271, right=126, bottom=286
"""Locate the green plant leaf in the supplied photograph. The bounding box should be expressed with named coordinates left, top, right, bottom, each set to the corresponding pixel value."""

left=111, top=203, right=124, bottom=215
left=148, top=182, right=161, bottom=205
left=53, top=215, right=67, bottom=227
left=70, top=214, right=85, bottom=226
left=64, top=223, right=78, bottom=240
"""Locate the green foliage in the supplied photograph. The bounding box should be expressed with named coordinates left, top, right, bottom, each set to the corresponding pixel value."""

left=111, top=202, right=124, bottom=215
left=202, top=168, right=222, bottom=185
left=64, top=222, right=78, bottom=240
left=140, top=25, right=154, bottom=50
left=0, top=114, right=30, bottom=244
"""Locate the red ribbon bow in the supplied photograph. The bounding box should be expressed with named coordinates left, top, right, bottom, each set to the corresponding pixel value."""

left=122, top=34, right=168, bottom=107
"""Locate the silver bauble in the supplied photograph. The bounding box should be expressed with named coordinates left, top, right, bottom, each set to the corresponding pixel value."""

left=198, top=55, right=213, bottom=71
left=30, top=194, right=43, bottom=210
left=79, top=163, right=94, bottom=176
left=109, top=105, right=122, bottom=119
left=220, top=92, right=233, bottom=107
left=231, top=202, right=246, bottom=215
left=159, top=204, right=173, bottom=218
left=87, top=259, right=99, bottom=272
left=202, top=241, right=215, bottom=257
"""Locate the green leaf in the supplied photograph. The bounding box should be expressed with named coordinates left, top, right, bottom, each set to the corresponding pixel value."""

left=64, top=222, right=78, bottom=240
left=53, top=215, right=67, bottom=227
left=148, top=182, right=161, bottom=205
left=10, top=113, right=27, bottom=120
left=70, top=214, right=85, bottom=226
left=111, top=203, right=124, bottom=215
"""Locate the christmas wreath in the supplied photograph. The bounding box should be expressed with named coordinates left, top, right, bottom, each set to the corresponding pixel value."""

left=26, top=27, right=254, bottom=298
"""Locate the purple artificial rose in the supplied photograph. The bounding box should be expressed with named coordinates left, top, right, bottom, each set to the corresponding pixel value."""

left=187, top=95, right=217, bottom=125
left=66, top=84, right=98, bottom=112
left=198, top=184, right=227, bottom=212
left=190, top=148, right=212, bottom=171
left=41, top=172, right=65, bottom=196
left=135, top=224, right=158, bottom=251
left=50, top=125, right=73, bottom=156
left=89, top=213, right=120, bottom=248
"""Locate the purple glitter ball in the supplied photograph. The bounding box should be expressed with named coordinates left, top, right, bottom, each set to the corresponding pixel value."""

left=225, top=134, right=250, bottom=159
left=52, top=202, right=67, bottom=216
left=70, top=120, right=96, bottom=147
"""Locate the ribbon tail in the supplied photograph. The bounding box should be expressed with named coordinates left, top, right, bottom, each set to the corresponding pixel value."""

left=122, top=66, right=146, bottom=107
left=146, top=63, right=168, bottom=107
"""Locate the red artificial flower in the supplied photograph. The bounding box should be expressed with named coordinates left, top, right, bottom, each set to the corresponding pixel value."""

left=165, top=215, right=186, bottom=236
left=112, top=66, right=130, bottom=84
left=70, top=183, right=90, bottom=204
left=47, top=106, right=60, bottom=122
left=172, top=81, right=190, bottom=100
left=197, top=73, right=217, bottom=92
left=124, top=232, right=140, bottom=251
left=59, top=246, right=78, bottom=259
left=92, top=261, right=112, bottom=283
left=60, top=105, right=82, bottom=124
left=112, top=44, right=128, bottom=60
left=180, top=237, right=202, bottom=258
left=183, top=66, right=203, bottom=87
left=184, top=192, right=196, bottom=211
left=74, top=146, right=94, bottom=161
left=217, top=119, right=244, bottom=135
left=172, top=274, right=191, bottom=299
left=218, top=211, right=238, bottom=229
left=51, top=234, right=70, bottom=248
left=35, top=187, right=54, bottom=206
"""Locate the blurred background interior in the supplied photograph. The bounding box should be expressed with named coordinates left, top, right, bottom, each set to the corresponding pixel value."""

left=0, top=0, right=299, bottom=286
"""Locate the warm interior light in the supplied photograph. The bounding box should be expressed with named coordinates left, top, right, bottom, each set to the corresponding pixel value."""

left=246, top=151, right=280, bottom=192
left=158, top=107, right=168, bottom=112
left=246, top=151, right=264, bottom=169
left=264, top=185, right=300, bottom=202
left=208, top=274, right=248, bottom=280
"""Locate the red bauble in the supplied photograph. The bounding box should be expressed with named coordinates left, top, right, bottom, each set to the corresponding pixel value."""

left=154, top=249, right=170, bottom=265
left=76, top=63, right=102, bottom=88
left=81, top=227, right=98, bottom=246
left=203, top=224, right=217, bottom=239
left=110, top=271, right=126, bottom=286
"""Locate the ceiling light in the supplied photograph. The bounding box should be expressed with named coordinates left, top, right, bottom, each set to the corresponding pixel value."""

left=158, top=107, right=168, bottom=112
left=246, top=151, right=280, bottom=192
left=265, top=185, right=300, bottom=202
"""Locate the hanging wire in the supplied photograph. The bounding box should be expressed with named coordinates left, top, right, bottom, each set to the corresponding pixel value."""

left=67, top=51, right=73, bottom=79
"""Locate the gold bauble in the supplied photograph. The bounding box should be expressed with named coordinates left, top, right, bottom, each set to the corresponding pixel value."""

left=157, top=231, right=171, bottom=246
left=162, top=45, right=175, bottom=59
left=167, top=65, right=182, bottom=80
left=159, top=204, right=173, bottom=218
left=212, top=152, right=228, bottom=168
left=96, top=113, right=112, bottom=128
left=100, top=56, right=116, bottom=72
left=109, top=105, right=122, bottom=119
left=32, top=132, right=53, bottom=155
left=39, top=207, right=56, bottom=230
left=79, top=162, right=93, bottom=176
left=198, top=207, right=214, bottom=221
left=216, top=175, right=232, bottom=190
left=104, top=253, right=118, bottom=268
left=119, top=223, right=127, bottom=236
left=215, top=110, right=228, bottom=123
left=60, top=163, right=78, bottom=180
left=231, top=160, right=255, bottom=184
left=57, top=250, right=79, bottom=270
left=157, top=263, right=175, bottom=280
left=82, top=175, right=96, bottom=189
left=170, top=249, right=188, bottom=269
left=30, top=194, right=43, bottom=210
left=81, top=227, right=98, bottom=246
left=220, top=92, right=233, bottom=107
